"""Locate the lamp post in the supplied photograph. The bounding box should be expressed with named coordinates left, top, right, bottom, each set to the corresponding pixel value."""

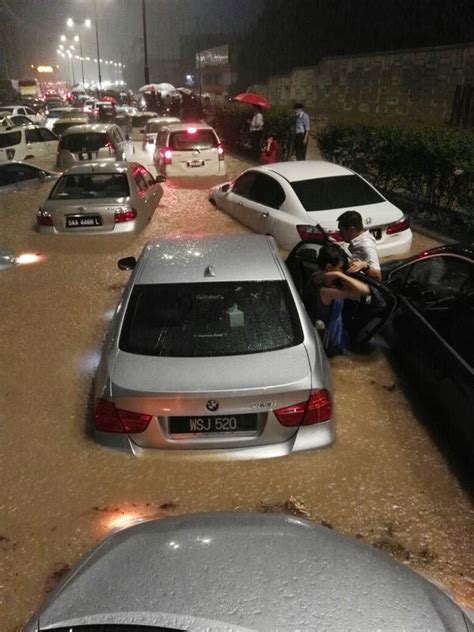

left=66, top=18, right=91, bottom=86
left=93, top=0, right=102, bottom=88
left=142, top=0, right=150, bottom=85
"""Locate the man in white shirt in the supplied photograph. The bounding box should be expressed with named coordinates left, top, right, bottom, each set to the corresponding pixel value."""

left=337, top=210, right=382, bottom=281
left=249, top=105, right=264, bottom=159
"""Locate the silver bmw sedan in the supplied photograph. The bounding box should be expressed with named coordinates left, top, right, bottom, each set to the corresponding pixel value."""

left=36, top=161, right=164, bottom=234
left=94, top=234, right=334, bottom=458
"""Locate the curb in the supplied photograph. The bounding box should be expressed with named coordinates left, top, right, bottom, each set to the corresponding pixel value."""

left=411, top=222, right=457, bottom=245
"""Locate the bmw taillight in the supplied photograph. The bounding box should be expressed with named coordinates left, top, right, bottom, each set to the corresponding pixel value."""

left=95, top=398, right=152, bottom=433
left=296, top=225, right=342, bottom=242
left=36, top=208, right=53, bottom=226
left=114, top=207, right=137, bottom=223
left=217, top=144, right=224, bottom=161
left=274, top=389, right=332, bottom=427
left=6, top=148, right=15, bottom=160
left=386, top=215, right=410, bottom=235
left=163, top=148, right=172, bottom=165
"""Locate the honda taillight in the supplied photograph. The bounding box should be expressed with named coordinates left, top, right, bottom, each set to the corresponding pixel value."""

left=164, top=148, right=172, bottom=164
left=296, top=225, right=342, bottom=242
left=36, top=208, right=53, bottom=226
left=6, top=148, right=15, bottom=160
left=114, top=208, right=137, bottom=223
left=94, top=399, right=152, bottom=433
left=217, top=144, right=224, bottom=161
left=386, top=215, right=410, bottom=235
left=274, top=389, right=332, bottom=427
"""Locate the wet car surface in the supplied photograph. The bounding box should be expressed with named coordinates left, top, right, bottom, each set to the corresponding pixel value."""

left=0, top=142, right=472, bottom=630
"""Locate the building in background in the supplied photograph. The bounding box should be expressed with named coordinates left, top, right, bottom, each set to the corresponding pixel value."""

left=195, top=44, right=238, bottom=96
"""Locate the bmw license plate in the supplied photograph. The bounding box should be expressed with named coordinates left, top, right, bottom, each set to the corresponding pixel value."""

left=370, top=228, right=382, bottom=240
left=188, top=160, right=204, bottom=168
left=66, top=215, right=102, bottom=228
left=169, top=414, right=258, bottom=434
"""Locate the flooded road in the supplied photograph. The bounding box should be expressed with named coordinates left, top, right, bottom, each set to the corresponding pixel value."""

left=0, top=144, right=472, bottom=630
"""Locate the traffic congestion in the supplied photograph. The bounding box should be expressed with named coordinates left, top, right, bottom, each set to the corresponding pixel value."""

left=1, top=8, right=473, bottom=630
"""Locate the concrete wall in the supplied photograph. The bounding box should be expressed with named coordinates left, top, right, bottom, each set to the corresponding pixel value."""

left=252, top=43, right=474, bottom=123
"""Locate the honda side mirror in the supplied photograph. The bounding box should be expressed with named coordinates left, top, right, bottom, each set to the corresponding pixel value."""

left=221, top=183, right=230, bottom=193
left=154, top=174, right=166, bottom=183
left=118, top=256, right=136, bottom=271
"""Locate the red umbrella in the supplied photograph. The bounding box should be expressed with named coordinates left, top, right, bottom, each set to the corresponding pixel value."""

left=234, top=92, right=271, bottom=109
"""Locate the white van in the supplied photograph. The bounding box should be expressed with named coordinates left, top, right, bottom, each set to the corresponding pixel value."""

left=0, top=125, right=58, bottom=162
left=153, top=123, right=226, bottom=177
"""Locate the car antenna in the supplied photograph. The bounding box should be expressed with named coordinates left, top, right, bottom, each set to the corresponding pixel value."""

left=204, top=265, right=216, bottom=277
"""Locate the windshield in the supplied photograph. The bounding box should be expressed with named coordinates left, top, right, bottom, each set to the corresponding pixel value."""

left=49, top=173, right=130, bottom=199
left=120, top=281, right=303, bottom=357
left=61, top=132, right=108, bottom=153
left=169, top=130, right=218, bottom=151
left=291, top=174, right=385, bottom=212
left=0, top=131, right=21, bottom=147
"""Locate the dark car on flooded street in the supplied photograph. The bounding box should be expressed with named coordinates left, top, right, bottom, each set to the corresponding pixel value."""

left=383, top=243, right=474, bottom=455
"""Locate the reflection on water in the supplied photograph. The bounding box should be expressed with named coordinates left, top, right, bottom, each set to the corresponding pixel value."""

left=0, top=150, right=472, bottom=631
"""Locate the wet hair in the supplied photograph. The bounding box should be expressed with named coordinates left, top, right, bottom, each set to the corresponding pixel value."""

left=337, top=210, right=364, bottom=231
left=317, top=245, right=346, bottom=269
left=295, top=102, right=304, bottom=109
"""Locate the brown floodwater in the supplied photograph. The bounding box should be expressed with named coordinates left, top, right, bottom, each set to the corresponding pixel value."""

left=0, top=147, right=472, bottom=631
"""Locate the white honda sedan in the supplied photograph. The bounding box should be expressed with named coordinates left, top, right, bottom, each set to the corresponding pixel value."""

left=209, top=161, right=412, bottom=255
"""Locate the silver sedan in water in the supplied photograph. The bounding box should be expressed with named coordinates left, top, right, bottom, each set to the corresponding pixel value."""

left=25, top=513, right=473, bottom=631
left=94, top=234, right=334, bottom=458
left=36, top=161, right=165, bottom=234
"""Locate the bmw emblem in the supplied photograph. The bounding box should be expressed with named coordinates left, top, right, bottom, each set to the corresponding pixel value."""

left=206, top=400, right=219, bottom=412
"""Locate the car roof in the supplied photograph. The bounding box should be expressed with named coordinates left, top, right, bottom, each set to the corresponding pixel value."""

left=60, top=123, right=115, bottom=135
left=147, top=116, right=180, bottom=124
left=164, top=122, right=215, bottom=132
left=136, top=235, right=283, bottom=285
left=258, top=160, right=353, bottom=181
left=62, top=161, right=131, bottom=175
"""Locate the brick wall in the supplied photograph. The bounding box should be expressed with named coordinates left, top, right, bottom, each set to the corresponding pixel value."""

left=252, top=43, right=474, bottom=124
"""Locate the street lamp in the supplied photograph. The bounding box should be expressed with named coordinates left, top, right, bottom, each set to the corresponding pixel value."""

left=93, top=0, right=102, bottom=89
left=142, top=0, right=150, bottom=85
left=67, top=19, right=91, bottom=87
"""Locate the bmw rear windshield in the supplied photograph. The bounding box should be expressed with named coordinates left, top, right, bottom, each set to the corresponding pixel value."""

left=119, top=281, right=304, bottom=357
left=291, top=174, right=384, bottom=211
left=169, top=130, right=218, bottom=151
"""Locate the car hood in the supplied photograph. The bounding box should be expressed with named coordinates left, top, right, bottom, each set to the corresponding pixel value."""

left=306, top=200, right=403, bottom=228
left=29, top=513, right=470, bottom=632
left=108, top=344, right=312, bottom=397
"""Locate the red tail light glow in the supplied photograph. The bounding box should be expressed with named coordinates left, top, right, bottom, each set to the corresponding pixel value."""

left=164, top=148, right=172, bottom=164
left=36, top=208, right=53, bottom=226
left=95, top=399, right=152, bottom=433
left=114, top=208, right=137, bottom=223
left=386, top=215, right=410, bottom=235
left=297, top=225, right=342, bottom=242
left=217, top=144, right=224, bottom=160
left=274, top=389, right=332, bottom=427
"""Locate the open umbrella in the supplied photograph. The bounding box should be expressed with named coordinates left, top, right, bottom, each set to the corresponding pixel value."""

left=234, top=92, right=271, bottom=109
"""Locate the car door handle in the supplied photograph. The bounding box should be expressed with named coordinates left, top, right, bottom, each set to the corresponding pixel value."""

left=237, top=202, right=243, bottom=206
left=262, top=211, right=269, bottom=219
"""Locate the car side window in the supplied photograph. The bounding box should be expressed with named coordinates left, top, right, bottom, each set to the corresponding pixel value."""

left=39, top=128, right=57, bottom=142
left=250, top=173, right=286, bottom=209
left=25, top=128, right=43, bottom=144
left=403, top=256, right=472, bottom=306
left=133, top=171, right=147, bottom=193
left=114, top=126, right=124, bottom=142
left=25, top=108, right=34, bottom=116
left=232, top=171, right=258, bottom=199
left=18, top=108, right=26, bottom=115
left=5, top=164, right=40, bottom=183
left=141, top=168, right=155, bottom=188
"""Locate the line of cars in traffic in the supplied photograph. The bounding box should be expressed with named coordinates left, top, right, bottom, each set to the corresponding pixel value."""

left=2, top=112, right=472, bottom=631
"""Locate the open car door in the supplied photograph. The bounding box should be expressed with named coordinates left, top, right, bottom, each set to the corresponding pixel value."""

left=285, top=238, right=398, bottom=347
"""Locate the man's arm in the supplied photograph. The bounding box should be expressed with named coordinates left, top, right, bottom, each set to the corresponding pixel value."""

left=346, top=259, right=382, bottom=281
left=303, top=113, right=310, bottom=144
